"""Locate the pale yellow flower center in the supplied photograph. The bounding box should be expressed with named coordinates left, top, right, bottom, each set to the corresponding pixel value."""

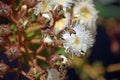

left=58, top=0, right=66, bottom=3
left=54, top=19, right=65, bottom=30
left=41, top=1, right=48, bottom=11
left=81, top=7, right=91, bottom=20
left=73, top=36, right=80, bottom=45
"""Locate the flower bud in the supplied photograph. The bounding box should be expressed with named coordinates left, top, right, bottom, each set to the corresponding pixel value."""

left=0, top=1, right=12, bottom=16
left=28, top=67, right=42, bottom=79
left=0, top=37, right=6, bottom=46
left=43, top=35, right=53, bottom=45
left=5, top=45, right=22, bottom=62
left=0, top=24, right=11, bottom=36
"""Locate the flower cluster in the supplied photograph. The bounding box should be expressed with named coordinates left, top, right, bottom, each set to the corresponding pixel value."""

left=33, top=0, right=97, bottom=56
left=0, top=0, right=98, bottom=79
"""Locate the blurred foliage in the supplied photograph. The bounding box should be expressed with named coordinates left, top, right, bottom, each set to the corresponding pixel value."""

left=70, top=55, right=105, bottom=80
left=95, top=0, right=120, bottom=19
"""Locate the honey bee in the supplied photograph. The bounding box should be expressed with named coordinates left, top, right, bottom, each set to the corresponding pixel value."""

left=65, top=27, right=76, bottom=35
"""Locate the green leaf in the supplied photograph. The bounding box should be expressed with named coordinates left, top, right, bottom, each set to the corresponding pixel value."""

left=40, top=49, right=50, bottom=58
left=22, top=20, right=28, bottom=29
left=15, top=0, right=23, bottom=10
left=37, top=59, right=49, bottom=69
left=95, top=1, right=120, bottom=19
left=30, top=14, right=37, bottom=22
left=26, top=31, right=36, bottom=38
left=22, top=54, right=29, bottom=65
left=55, top=48, right=66, bottom=55
left=10, top=24, right=17, bottom=34
left=28, top=43, right=40, bottom=52
left=9, top=37, right=16, bottom=43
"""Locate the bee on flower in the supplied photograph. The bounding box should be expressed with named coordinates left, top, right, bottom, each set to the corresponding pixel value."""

left=62, top=23, right=94, bottom=56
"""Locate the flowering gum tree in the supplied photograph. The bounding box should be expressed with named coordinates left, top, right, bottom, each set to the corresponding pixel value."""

left=0, top=0, right=98, bottom=80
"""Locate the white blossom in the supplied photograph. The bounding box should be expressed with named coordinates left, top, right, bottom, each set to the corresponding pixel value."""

left=42, top=13, right=51, bottom=20
left=73, top=0, right=98, bottom=34
left=43, top=35, right=53, bottom=45
left=54, top=18, right=69, bottom=35
left=62, top=23, right=94, bottom=56
left=33, top=1, right=52, bottom=15
left=51, top=0, right=73, bottom=8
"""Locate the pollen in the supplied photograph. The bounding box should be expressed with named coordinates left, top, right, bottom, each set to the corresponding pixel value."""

left=58, top=0, right=65, bottom=3
left=41, top=1, right=48, bottom=11
left=54, top=19, right=65, bottom=30
left=81, top=7, right=91, bottom=20
left=73, top=36, right=80, bottom=45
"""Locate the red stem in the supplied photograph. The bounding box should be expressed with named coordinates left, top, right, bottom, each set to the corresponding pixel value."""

left=21, top=71, right=34, bottom=80
left=36, top=44, right=44, bottom=54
